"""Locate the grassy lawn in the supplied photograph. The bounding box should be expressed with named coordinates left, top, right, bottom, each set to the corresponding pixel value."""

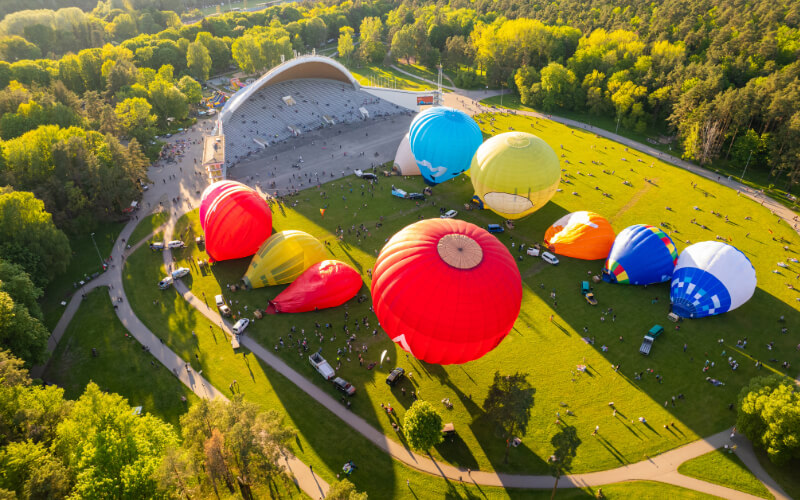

left=123, top=111, right=799, bottom=495
left=480, top=94, right=675, bottom=155
left=511, top=481, right=720, bottom=499
left=41, top=288, right=198, bottom=428
left=128, top=210, right=169, bottom=246
left=754, top=451, right=800, bottom=500
left=40, top=220, right=127, bottom=330
left=678, top=449, right=772, bottom=499
left=479, top=95, right=800, bottom=203
left=337, top=59, right=435, bottom=91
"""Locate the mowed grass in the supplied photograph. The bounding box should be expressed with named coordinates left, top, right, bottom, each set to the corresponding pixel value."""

left=42, top=288, right=198, bottom=428
left=678, top=449, right=773, bottom=499
left=41, top=220, right=126, bottom=330
left=128, top=210, right=169, bottom=246
left=754, top=451, right=800, bottom=500
left=338, top=59, right=435, bottom=91
left=123, top=111, right=799, bottom=493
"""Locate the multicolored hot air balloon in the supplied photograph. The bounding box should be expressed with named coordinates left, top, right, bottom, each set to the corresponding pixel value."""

left=371, top=219, right=522, bottom=365
left=470, top=132, right=560, bottom=219
left=266, top=260, right=362, bottom=314
left=393, top=133, right=420, bottom=176
left=670, top=241, right=756, bottom=319
left=544, top=211, right=615, bottom=260
left=242, top=230, right=327, bottom=288
left=603, top=225, right=678, bottom=285
left=408, top=107, right=482, bottom=185
left=200, top=180, right=272, bottom=262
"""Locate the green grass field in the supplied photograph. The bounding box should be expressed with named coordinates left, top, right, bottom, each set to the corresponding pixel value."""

left=338, top=59, right=435, bottom=91
left=678, top=449, right=772, bottom=499
left=754, top=451, right=800, bottom=500
left=42, top=288, right=198, bottom=428
left=128, top=210, right=169, bottom=246
left=479, top=95, right=799, bottom=206
left=41, top=220, right=126, bottom=330
left=121, top=111, right=799, bottom=496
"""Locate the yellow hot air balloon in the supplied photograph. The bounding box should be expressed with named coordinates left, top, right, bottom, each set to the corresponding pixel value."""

left=242, top=230, right=327, bottom=288
left=470, top=132, right=560, bottom=219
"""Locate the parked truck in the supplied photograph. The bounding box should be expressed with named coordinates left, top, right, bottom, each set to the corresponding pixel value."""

left=639, top=325, right=664, bottom=355
left=309, top=352, right=335, bottom=380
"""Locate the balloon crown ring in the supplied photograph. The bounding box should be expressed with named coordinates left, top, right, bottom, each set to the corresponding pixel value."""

left=437, top=234, right=483, bottom=269
left=506, top=134, right=531, bottom=149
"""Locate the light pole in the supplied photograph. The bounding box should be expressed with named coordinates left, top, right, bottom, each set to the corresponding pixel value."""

left=741, top=150, right=753, bottom=181
left=90, top=233, right=104, bottom=267
left=615, top=115, right=621, bottom=134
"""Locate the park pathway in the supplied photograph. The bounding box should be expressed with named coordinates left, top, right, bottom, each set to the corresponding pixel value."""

left=36, top=91, right=798, bottom=499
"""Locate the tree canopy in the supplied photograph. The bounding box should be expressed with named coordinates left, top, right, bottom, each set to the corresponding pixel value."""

left=737, top=374, right=800, bottom=465
left=403, top=400, right=444, bottom=452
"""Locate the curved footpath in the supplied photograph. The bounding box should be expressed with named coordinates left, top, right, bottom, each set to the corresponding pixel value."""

left=35, top=99, right=796, bottom=499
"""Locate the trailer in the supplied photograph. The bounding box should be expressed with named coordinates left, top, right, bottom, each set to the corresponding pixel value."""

left=639, top=325, right=664, bottom=355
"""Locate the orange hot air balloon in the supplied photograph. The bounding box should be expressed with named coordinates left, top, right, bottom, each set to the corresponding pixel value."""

left=544, top=211, right=615, bottom=260
left=266, top=260, right=362, bottom=313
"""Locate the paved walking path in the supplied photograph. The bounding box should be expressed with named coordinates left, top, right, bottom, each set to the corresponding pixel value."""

left=36, top=94, right=798, bottom=499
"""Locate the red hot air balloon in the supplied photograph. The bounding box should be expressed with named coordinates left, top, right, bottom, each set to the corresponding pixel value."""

left=266, top=260, right=363, bottom=314
left=199, top=181, right=272, bottom=262
left=371, top=219, right=522, bottom=365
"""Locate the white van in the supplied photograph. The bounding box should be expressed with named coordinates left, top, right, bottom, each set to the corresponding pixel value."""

left=232, top=318, right=250, bottom=334
left=167, top=240, right=185, bottom=249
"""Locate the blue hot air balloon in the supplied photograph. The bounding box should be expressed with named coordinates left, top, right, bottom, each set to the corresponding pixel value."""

left=603, top=224, right=678, bottom=285
left=408, top=107, right=483, bottom=185
left=670, top=241, right=756, bottom=319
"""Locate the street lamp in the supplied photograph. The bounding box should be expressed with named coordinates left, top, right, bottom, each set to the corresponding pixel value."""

left=741, top=150, right=753, bottom=181
left=90, top=233, right=104, bottom=267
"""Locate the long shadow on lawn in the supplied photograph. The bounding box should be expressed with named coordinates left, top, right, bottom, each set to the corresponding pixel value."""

left=256, top=356, right=401, bottom=498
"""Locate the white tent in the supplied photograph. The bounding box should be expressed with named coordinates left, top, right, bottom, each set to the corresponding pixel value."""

left=393, top=133, right=421, bottom=176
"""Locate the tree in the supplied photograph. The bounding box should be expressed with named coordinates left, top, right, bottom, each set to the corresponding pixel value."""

left=186, top=41, right=212, bottom=82
left=178, top=75, right=202, bottom=104
left=403, top=400, right=443, bottom=452
left=231, top=34, right=265, bottom=74
left=0, top=190, right=70, bottom=287
left=391, top=26, right=416, bottom=64
left=0, top=36, right=41, bottom=61
left=115, top=97, right=156, bottom=144
left=530, top=63, right=580, bottom=111
left=548, top=425, right=581, bottom=500
left=338, top=27, right=355, bottom=62
left=54, top=383, right=178, bottom=499
left=326, top=479, right=368, bottom=500
left=148, top=77, right=188, bottom=125
left=737, top=374, right=800, bottom=465
left=358, top=17, right=385, bottom=64
left=483, top=371, right=536, bottom=463
left=0, top=440, right=70, bottom=499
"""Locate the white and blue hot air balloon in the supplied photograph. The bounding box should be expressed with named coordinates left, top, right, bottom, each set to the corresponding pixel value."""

left=670, top=241, right=756, bottom=319
left=408, top=107, right=483, bottom=185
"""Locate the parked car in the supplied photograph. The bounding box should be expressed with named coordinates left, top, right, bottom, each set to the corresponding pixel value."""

left=309, top=352, right=335, bottom=380
left=167, top=240, right=185, bottom=249
left=386, top=367, right=405, bottom=386
left=171, top=267, right=190, bottom=279
left=440, top=209, right=458, bottom=219
left=215, top=294, right=225, bottom=307
left=232, top=318, right=250, bottom=334
left=332, top=377, right=356, bottom=396
left=407, top=192, right=425, bottom=200
left=158, top=277, right=173, bottom=289
left=487, top=224, right=504, bottom=234
left=354, top=169, right=377, bottom=180
left=150, top=242, right=165, bottom=251
left=219, top=304, right=232, bottom=316
left=541, top=252, right=559, bottom=265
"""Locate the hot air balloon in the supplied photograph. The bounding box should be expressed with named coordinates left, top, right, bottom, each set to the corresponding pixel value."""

left=470, top=132, right=560, bottom=219
left=393, top=133, right=420, bottom=176
left=670, top=241, right=756, bottom=319
left=603, top=225, right=678, bottom=285
left=544, top=211, right=615, bottom=260
left=266, top=260, right=362, bottom=313
left=242, top=230, right=327, bottom=288
left=200, top=180, right=272, bottom=262
left=408, top=107, right=483, bottom=185
left=371, top=219, right=522, bottom=365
